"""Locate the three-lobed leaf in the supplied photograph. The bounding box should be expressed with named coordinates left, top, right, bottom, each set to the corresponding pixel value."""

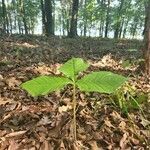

left=59, top=58, right=89, bottom=80
left=76, top=71, right=127, bottom=94
left=21, top=76, right=71, bottom=97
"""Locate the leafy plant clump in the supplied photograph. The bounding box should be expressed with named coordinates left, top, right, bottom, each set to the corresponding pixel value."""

left=21, top=57, right=127, bottom=141
left=112, top=83, right=148, bottom=116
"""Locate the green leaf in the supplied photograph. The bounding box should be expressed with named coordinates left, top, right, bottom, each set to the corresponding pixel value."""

left=21, top=76, right=71, bottom=97
left=59, top=58, right=89, bottom=80
left=76, top=71, right=127, bottom=94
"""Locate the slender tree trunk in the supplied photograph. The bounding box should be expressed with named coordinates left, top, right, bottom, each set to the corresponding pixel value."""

left=84, top=20, right=87, bottom=36
left=45, top=0, right=54, bottom=36
left=67, top=17, right=70, bottom=35
left=99, top=21, right=105, bottom=37
left=2, top=0, right=6, bottom=33
left=114, top=0, right=124, bottom=38
left=123, top=20, right=129, bottom=38
left=8, top=12, right=13, bottom=34
left=143, top=0, right=150, bottom=76
left=16, top=0, right=22, bottom=34
left=105, top=0, right=110, bottom=38
left=119, top=17, right=124, bottom=38
left=83, top=0, right=87, bottom=36
left=62, top=11, right=66, bottom=36
left=52, top=0, right=55, bottom=34
left=6, top=14, right=9, bottom=34
left=18, top=20, right=22, bottom=34
left=99, top=21, right=102, bottom=37
left=98, top=0, right=105, bottom=37
left=132, top=22, right=138, bottom=38
left=114, top=23, right=120, bottom=38
left=41, top=0, right=46, bottom=34
left=20, top=0, right=28, bottom=34
left=68, top=0, right=79, bottom=38
left=23, top=17, right=28, bottom=34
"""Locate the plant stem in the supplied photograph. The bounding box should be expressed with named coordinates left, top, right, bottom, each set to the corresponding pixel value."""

left=73, top=82, right=77, bottom=141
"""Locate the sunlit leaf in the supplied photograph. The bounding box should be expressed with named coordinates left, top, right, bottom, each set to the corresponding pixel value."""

left=21, top=76, right=71, bottom=97
left=59, top=58, right=89, bottom=80
left=77, top=71, right=127, bottom=94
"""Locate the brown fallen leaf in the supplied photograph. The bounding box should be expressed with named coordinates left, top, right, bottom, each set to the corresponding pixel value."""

left=0, top=74, right=3, bottom=80
left=28, top=147, right=36, bottom=150
left=6, top=77, right=21, bottom=87
left=141, top=130, right=150, bottom=138
left=140, top=116, right=150, bottom=127
left=110, top=111, right=122, bottom=121
left=60, top=141, right=66, bottom=150
left=37, top=115, right=51, bottom=126
left=72, top=141, right=83, bottom=150
left=8, top=139, right=20, bottom=150
left=0, top=97, right=15, bottom=106
left=58, top=105, right=72, bottom=113
left=5, top=130, right=26, bottom=138
left=43, top=140, right=50, bottom=150
left=104, top=117, right=115, bottom=128
left=119, top=133, right=128, bottom=149
left=119, top=121, right=126, bottom=130
left=130, top=137, right=139, bottom=145
left=1, top=113, right=12, bottom=122
left=88, top=140, right=99, bottom=150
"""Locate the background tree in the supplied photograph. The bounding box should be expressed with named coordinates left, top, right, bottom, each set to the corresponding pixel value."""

left=41, top=0, right=46, bottom=34
left=0, top=0, right=146, bottom=38
left=44, top=0, right=54, bottom=36
left=2, top=0, right=7, bottom=33
left=143, top=0, right=150, bottom=76
left=105, top=0, right=111, bottom=38
left=69, top=0, right=79, bottom=37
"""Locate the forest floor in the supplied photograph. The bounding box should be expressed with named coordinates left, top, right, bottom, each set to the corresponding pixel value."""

left=0, top=35, right=150, bottom=150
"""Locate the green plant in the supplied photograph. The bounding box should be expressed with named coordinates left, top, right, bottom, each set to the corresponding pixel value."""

left=111, top=83, right=147, bottom=116
left=21, top=58, right=127, bottom=140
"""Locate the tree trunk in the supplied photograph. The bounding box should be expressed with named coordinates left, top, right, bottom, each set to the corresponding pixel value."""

left=23, top=16, right=28, bottom=34
left=68, top=0, right=79, bottom=38
left=62, top=10, right=66, bottom=35
left=114, top=0, right=124, bottom=38
left=45, top=0, right=54, bottom=36
left=114, top=24, right=120, bottom=38
left=132, top=22, right=138, bottom=38
left=2, top=0, right=6, bottom=33
left=83, top=22, right=87, bottom=36
left=8, top=12, right=13, bottom=34
left=105, top=0, right=110, bottom=38
left=41, top=0, right=46, bottom=34
left=83, top=0, right=87, bottom=36
left=20, top=0, right=28, bottom=34
left=119, top=17, right=124, bottom=38
left=143, top=0, right=150, bottom=76
left=52, top=0, right=55, bottom=35
left=123, top=20, right=129, bottom=38
left=98, top=0, right=105, bottom=37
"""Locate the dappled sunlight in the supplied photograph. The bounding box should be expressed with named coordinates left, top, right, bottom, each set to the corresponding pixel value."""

left=90, top=54, right=138, bottom=72
left=24, top=63, right=62, bottom=75
left=14, top=42, right=39, bottom=48
left=0, top=96, right=16, bottom=105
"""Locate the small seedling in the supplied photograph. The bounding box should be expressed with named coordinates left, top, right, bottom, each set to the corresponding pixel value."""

left=21, top=58, right=127, bottom=140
